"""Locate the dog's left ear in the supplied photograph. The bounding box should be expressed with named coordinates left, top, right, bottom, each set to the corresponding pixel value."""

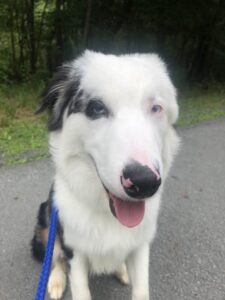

left=35, top=64, right=80, bottom=131
left=35, top=65, right=72, bottom=115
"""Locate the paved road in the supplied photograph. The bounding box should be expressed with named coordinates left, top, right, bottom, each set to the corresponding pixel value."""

left=1, top=118, right=225, bottom=300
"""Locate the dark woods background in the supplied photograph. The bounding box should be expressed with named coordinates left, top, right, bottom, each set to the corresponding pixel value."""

left=1, top=0, right=225, bottom=86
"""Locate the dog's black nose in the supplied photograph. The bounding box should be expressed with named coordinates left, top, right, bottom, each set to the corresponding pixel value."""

left=121, top=161, right=161, bottom=199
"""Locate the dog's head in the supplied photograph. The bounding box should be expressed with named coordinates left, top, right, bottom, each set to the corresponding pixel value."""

left=37, top=50, right=179, bottom=227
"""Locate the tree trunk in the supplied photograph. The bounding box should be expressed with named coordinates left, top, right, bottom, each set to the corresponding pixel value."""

left=26, top=0, right=36, bottom=73
left=188, top=0, right=224, bottom=81
left=55, top=0, right=64, bottom=65
left=8, top=2, right=17, bottom=78
left=113, top=0, right=133, bottom=35
left=82, top=0, right=92, bottom=49
left=36, top=0, right=49, bottom=63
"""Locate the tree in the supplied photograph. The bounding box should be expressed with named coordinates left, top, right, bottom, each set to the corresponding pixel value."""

left=0, top=0, right=225, bottom=83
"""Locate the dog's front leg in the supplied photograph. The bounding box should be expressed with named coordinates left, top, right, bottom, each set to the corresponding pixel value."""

left=127, top=244, right=150, bottom=300
left=70, top=252, right=91, bottom=300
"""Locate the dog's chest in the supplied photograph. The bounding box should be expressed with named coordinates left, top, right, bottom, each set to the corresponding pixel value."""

left=56, top=180, right=160, bottom=273
left=61, top=209, right=154, bottom=273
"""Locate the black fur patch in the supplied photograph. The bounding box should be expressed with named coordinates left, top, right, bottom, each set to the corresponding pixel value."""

left=37, top=198, right=51, bottom=228
left=35, top=64, right=81, bottom=131
left=31, top=185, right=73, bottom=262
left=31, top=188, right=52, bottom=262
left=31, top=235, right=46, bottom=262
left=36, top=65, right=72, bottom=114
left=67, top=88, right=86, bottom=115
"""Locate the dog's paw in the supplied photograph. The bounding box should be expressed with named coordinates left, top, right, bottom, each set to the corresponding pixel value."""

left=71, top=290, right=92, bottom=300
left=48, top=266, right=66, bottom=299
left=132, top=292, right=149, bottom=300
left=115, top=263, right=130, bottom=285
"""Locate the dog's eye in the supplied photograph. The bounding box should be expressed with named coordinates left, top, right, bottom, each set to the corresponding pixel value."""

left=85, top=100, right=109, bottom=119
left=151, top=104, right=163, bottom=114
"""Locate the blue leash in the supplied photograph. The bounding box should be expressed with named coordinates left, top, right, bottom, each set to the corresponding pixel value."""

left=35, top=204, right=58, bottom=300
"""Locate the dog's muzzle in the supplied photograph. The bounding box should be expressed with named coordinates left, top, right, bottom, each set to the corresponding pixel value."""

left=107, top=160, right=161, bottom=228
left=121, top=160, right=161, bottom=199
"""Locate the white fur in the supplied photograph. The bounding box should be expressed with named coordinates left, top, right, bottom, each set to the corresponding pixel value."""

left=49, top=51, right=180, bottom=300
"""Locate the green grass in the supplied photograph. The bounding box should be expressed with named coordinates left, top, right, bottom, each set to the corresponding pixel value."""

left=0, top=120, right=47, bottom=165
left=0, top=82, right=225, bottom=166
left=0, top=82, right=48, bottom=166
left=178, top=88, right=225, bottom=126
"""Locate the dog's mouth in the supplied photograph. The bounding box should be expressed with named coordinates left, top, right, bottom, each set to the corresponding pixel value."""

left=107, top=190, right=145, bottom=228
left=89, top=155, right=145, bottom=228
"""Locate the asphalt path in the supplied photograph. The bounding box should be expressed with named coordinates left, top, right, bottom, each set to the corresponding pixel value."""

left=1, top=118, right=225, bottom=300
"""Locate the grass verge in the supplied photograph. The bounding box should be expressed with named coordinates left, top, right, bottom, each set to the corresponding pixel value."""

left=178, top=88, right=225, bottom=126
left=0, top=82, right=48, bottom=166
left=0, top=120, right=47, bottom=165
left=0, top=83, right=225, bottom=166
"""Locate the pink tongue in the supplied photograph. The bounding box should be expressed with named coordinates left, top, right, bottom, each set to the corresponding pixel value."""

left=109, top=193, right=145, bottom=228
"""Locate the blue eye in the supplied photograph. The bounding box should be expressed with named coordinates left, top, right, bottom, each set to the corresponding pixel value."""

left=151, top=104, right=162, bottom=114
left=85, top=100, right=109, bottom=120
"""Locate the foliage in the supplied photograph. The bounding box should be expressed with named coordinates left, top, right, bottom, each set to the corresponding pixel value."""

left=0, top=0, right=225, bottom=84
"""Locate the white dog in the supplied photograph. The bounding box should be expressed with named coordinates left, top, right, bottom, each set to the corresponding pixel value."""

left=32, top=50, right=179, bottom=300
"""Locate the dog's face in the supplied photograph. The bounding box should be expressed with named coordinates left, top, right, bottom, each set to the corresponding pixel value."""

left=38, top=51, right=179, bottom=227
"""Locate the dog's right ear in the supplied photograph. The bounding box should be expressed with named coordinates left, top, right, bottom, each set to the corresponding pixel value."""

left=35, top=65, right=72, bottom=115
